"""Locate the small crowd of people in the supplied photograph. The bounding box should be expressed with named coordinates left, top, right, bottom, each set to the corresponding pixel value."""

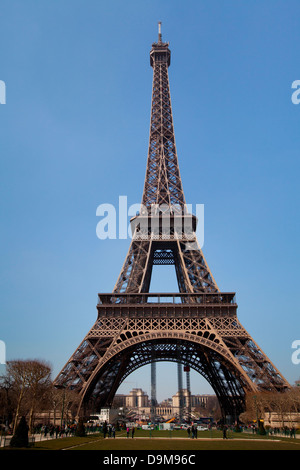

left=34, top=423, right=77, bottom=438
left=126, top=426, right=135, bottom=438
left=187, top=425, right=198, bottom=439
left=102, top=422, right=136, bottom=438
left=258, top=426, right=296, bottom=438
left=102, top=421, right=116, bottom=438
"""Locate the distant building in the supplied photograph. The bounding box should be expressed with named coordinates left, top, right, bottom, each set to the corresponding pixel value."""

left=96, top=408, right=119, bottom=423
left=112, top=394, right=127, bottom=408
left=126, top=388, right=150, bottom=408
left=264, top=412, right=300, bottom=428
left=113, top=388, right=216, bottom=421
left=172, top=389, right=213, bottom=410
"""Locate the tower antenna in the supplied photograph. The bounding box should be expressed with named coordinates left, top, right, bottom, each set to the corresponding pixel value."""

left=158, top=21, right=162, bottom=42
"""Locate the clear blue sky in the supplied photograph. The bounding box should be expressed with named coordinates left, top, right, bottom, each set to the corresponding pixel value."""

left=0, top=0, right=299, bottom=402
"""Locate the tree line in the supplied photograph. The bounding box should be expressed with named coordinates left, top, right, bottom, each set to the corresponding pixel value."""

left=0, top=359, right=79, bottom=434
left=240, top=384, right=300, bottom=429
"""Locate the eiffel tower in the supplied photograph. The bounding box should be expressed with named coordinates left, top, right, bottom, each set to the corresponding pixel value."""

left=54, top=23, right=290, bottom=420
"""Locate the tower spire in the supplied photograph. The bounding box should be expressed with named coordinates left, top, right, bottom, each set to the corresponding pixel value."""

left=158, top=21, right=162, bottom=43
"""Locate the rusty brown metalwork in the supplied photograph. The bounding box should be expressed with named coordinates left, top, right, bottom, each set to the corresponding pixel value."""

left=54, top=24, right=290, bottom=420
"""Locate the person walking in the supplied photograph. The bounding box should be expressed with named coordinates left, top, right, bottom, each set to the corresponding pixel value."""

left=131, top=427, right=135, bottom=439
left=103, top=421, right=107, bottom=439
left=126, top=427, right=130, bottom=438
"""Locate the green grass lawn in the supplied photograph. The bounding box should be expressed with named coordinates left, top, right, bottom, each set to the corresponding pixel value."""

left=3, top=429, right=298, bottom=451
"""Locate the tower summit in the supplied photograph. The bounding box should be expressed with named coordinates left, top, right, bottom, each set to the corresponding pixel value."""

left=150, top=22, right=171, bottom=68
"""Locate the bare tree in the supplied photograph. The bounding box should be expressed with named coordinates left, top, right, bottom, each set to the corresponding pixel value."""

left=27, top=362, right=52, bottom=431
left=0, top=372, right=14, bottom=428
left=6, top=359, right=51, bottom=433
left=51, top=387, right=63, bottom=426
left=50, top=386, right=79, bottom=426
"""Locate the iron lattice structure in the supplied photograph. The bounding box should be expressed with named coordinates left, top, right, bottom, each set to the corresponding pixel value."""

left=54, top=25, right=290, bottom=419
